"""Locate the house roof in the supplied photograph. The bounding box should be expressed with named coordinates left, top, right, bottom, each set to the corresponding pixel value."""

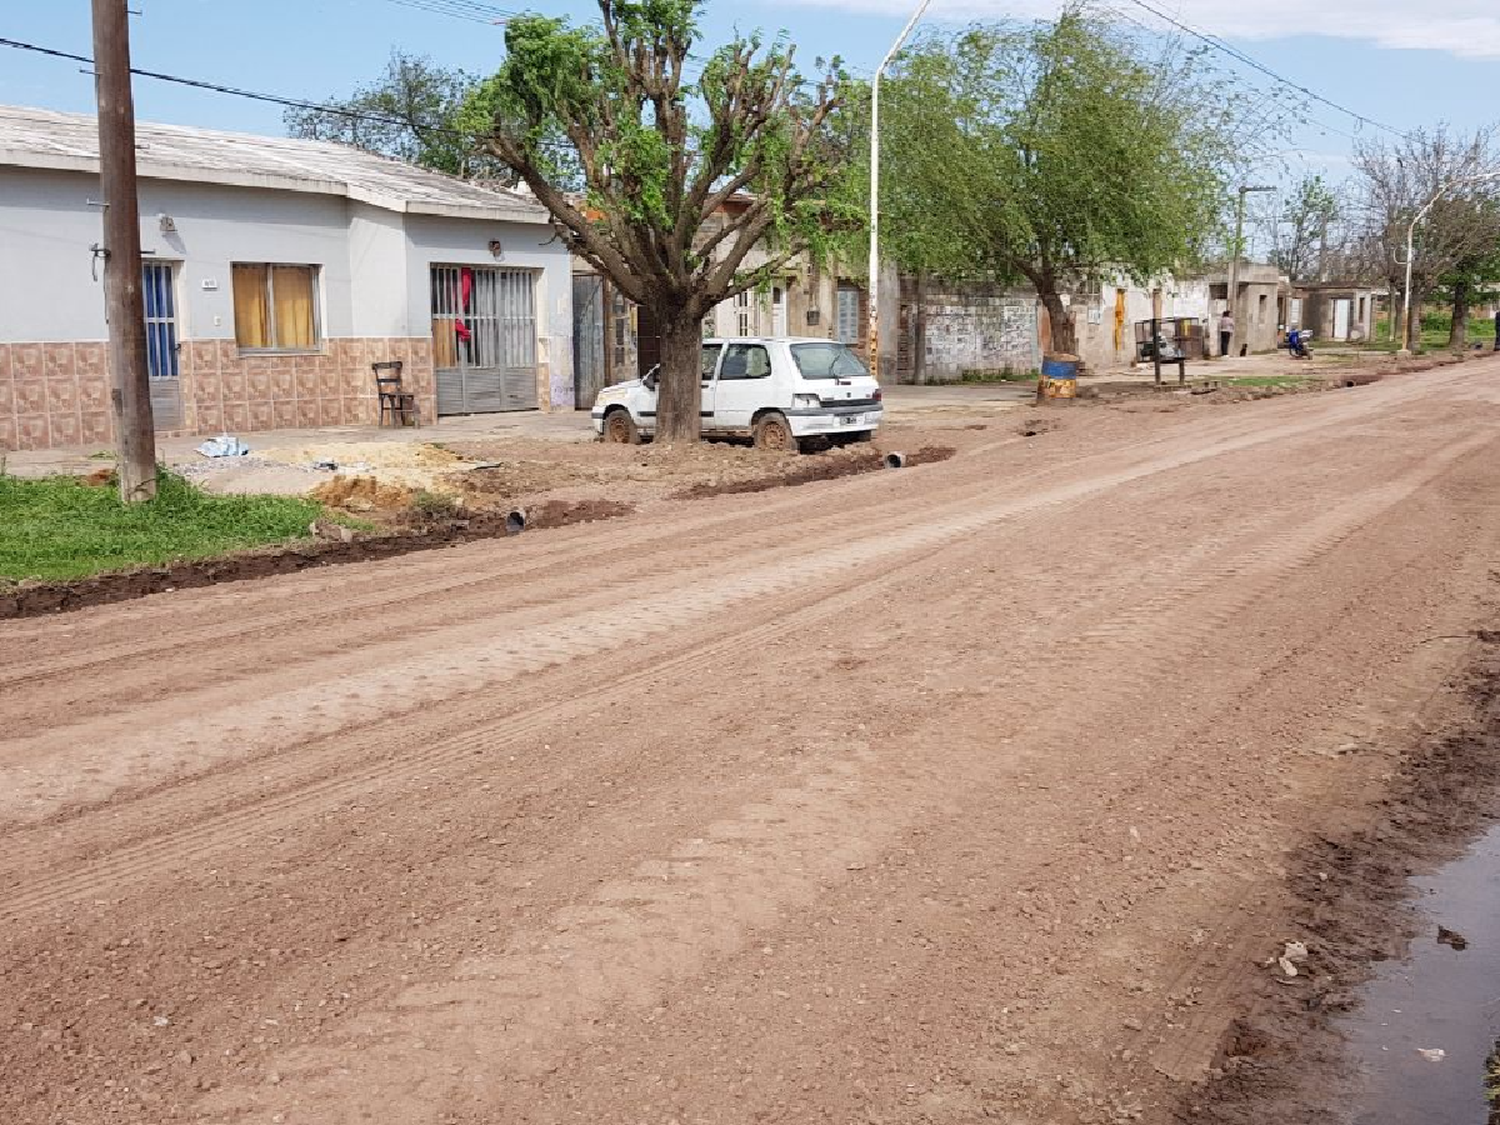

left=0, top=104, right=549, bottom=225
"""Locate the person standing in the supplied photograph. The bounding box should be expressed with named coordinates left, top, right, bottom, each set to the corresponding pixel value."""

left=1218, top=305, right=1235, bottom=358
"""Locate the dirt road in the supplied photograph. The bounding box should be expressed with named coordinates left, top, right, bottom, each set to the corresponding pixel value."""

left=5, top=359, right=1500, bottom=1125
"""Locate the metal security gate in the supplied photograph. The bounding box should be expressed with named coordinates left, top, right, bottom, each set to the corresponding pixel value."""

left=431, top=266, right=537, bottom=415
left=572, top=274, right=606, bottom=408
left=142, top=261, right=183, bottom=429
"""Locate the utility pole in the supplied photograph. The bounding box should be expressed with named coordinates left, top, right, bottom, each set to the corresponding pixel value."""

left=1226, top=185, right=1274, bottom=358
left=867, top=0, right=932, bottom=383
left=92, top=0, right=157, bottom=503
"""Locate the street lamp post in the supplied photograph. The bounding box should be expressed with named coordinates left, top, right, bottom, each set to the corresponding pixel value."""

left=867, top=0, right=933, bottom=382
left=1225, top=184, right=1273, bottom=358
left=1398, top=169, right=1500, bottom=356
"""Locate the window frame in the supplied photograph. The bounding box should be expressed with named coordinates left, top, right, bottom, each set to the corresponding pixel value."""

left=231, top=262, right=323, bottom=354
left=718, top=342, right=772, bottom=381
left=835, top=285, right=862, bottom=345
left=701, top=342, right=724, bottom=381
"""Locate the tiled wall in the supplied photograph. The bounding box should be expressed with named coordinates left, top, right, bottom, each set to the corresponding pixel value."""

left=0, top=337, right=435, bottom=452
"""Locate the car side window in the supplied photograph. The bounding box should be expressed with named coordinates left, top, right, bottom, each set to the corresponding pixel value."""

left=700, top=344, right=723, bottom=381
left=719, top=344, right=771, bottom=380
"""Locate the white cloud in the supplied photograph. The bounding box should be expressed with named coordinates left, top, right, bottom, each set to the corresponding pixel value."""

left=792, top=0, right=1500, bottom=60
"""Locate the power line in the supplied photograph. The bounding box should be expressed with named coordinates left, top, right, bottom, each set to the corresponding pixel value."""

left=0, top=35, right=573, bottom=153
left=383, top=0, right=517, bottom=24
left=1117, top=0, right=1408, bottom=140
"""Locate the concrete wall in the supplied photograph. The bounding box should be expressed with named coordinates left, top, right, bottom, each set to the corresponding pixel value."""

left=896, top=277, right=1041, bottom=382
left=1073, top=275, right=1212, bottom=371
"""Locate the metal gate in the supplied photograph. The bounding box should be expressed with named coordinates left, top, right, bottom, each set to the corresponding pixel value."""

left=142, top=261, right=183, bottom=429
left=572, top=274, right=606, bottom=409
left=430, top=266, right=537, bottom=415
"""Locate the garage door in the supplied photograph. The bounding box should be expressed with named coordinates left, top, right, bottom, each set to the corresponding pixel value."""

left=431, top=266, right=538, bottom=415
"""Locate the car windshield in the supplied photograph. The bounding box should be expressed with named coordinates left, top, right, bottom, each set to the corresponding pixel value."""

left=789, top=343, right=870, bottom=379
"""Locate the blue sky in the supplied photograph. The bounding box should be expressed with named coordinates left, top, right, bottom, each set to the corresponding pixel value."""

left=2, top=0, right=1495, bottom=239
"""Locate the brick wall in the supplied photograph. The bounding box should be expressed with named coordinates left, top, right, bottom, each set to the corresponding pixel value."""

left=0, top=337, right=435, bottom=452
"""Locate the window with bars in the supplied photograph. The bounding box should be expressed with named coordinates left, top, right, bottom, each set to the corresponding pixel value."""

left=735, top=290, right=753, bottom=337
left=430, top=266, right=536, bottom=371
left=836, top=285, right=862, bottom=344
left=232, top=264, right=320, bottom=351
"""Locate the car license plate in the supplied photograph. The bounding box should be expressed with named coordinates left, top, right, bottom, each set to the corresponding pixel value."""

left=840, top=414, right=859, bottom=425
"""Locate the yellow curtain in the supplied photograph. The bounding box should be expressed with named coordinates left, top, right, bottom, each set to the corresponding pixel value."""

left=232, top=264, right=269, bottom=349
left=272, top=266, right=316, bottom=349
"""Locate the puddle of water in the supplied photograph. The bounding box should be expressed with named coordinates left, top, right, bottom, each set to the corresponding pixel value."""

left=1343, top=823, right=1500, bottom=1124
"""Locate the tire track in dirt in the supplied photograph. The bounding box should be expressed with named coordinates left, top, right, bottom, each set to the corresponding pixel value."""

left=194, top=431, right=1499, bottom=1124
left=3, top=390, right=1466, bottom=899
left=0, top=384, right=1411, bottom=827
left=5, top=387, right=1464, bottom=900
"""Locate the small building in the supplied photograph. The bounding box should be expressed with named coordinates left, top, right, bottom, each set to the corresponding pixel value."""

left=1206, top=262, right=1282, bottom=355
left=1284, top=282, right=1379, bottom=343
left=0, top=105, right=574, bottom=452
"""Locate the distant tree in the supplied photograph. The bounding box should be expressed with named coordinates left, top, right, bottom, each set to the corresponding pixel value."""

left=1266, top=175, right=1341, bottom=283
left=870, top=8, right=1238, bottom=355
left=285, top=52, right=510, bottom=181
left=459, top=0, right=854, bottom=442
left=1434, top=238, right=1500, bottom=347
left=1353, top=125, right=1500, bottom=349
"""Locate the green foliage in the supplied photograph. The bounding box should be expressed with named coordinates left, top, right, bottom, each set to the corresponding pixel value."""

left=1268, top=175, right=1341, bottom=281
left=463, top=0, right=854, bottom=439
left=857, top=6, right=1234, bottom=348
left=0, top=471, right=322, bottom=581
left=286, top=52, right=511, bottom=180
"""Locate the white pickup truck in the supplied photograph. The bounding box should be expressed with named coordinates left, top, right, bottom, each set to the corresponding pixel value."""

left=591, top=337, right=884, bottom=451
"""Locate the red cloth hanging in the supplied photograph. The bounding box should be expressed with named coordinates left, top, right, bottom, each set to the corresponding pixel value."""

left=454, top=268, right=475, bottom=342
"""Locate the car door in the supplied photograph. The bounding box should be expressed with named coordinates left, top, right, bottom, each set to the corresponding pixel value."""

left=699, top=342, right=723, bottom=427
left=711, top=342, right=773, bottom=431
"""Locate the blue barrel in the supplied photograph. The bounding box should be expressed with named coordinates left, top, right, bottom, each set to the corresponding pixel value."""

left=1041, top=355, right=1079, bottom=380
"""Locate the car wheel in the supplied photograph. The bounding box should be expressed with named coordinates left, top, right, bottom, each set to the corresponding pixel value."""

left=753, top=411, right=798, bottom=452
left=602, top=409, right=641, bottom=445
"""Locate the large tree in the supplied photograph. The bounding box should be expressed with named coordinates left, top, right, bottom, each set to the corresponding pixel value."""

left=1266, top=174, right=1342, bottom=283
left=459, top=0, right=853, bottom=442
left=872, top=8, right=1234, bottom=355
left=1353, top=125, right=1500, bottom=350
left=286, top=52, right=511, bottom=181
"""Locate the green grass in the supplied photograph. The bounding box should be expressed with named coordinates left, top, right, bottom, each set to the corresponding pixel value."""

left=1223, top=375, right=1315, bottom=388
left=0, top=470, right=323, bottom=581
left=1365, top=311, right=1466, bottom=353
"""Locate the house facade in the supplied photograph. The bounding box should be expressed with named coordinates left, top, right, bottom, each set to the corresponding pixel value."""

left=1284, top=282, right=1379, bottom=343
left=0, top=105, right=573, bottom=453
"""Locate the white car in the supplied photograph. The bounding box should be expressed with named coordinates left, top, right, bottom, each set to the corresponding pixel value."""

left=591, top=337, right=884, bottom=451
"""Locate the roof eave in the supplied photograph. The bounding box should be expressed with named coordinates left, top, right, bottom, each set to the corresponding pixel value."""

left=0, top=150, right=549, bottom=223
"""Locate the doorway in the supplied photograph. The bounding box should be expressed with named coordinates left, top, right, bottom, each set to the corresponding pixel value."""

left=430, top=266, right=538, bottom=415
left=142, top=261, right=182, bottom=429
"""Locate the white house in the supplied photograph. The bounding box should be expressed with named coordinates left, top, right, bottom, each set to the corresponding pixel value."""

left=0, top=105, right=573, bottom=453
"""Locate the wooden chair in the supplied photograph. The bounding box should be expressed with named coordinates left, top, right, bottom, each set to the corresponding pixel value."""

left=373, top=361, right=420, bottom=427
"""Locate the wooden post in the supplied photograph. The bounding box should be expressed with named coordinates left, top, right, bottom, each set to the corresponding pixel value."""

left=92, top=0, right=157, bottom=502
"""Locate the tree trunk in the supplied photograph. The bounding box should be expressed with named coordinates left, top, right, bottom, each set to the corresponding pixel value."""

left=653, top=304, right=704, bottom=444
left=1449, top=279, right=1470, bottom=349
left=1405, top=290, right=1423, bottom=352
left=1039, top=287, right=1076, bottom=355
